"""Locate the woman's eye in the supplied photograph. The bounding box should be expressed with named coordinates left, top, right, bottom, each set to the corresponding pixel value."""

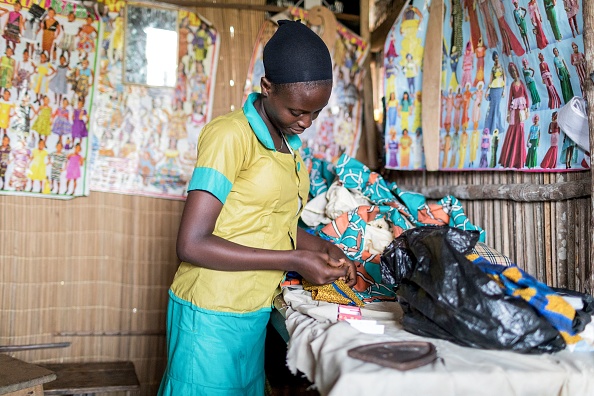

left=290, top=111, right=301, bottom=117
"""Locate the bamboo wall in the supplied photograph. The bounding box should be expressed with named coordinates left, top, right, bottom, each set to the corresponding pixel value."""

left=0, top=2, right=591, bottom=395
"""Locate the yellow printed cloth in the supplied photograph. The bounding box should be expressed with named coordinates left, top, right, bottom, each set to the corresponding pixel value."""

left=471, top=256, right=581, bottom=344
left=303, top=279, right=364, bottom=307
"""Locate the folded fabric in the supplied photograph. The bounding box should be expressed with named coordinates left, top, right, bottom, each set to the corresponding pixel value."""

left=473, top=256, right=581, bottom=344
left=470, top=242, right=513, bottom=266
left=303, top=279, right=364, bottom=307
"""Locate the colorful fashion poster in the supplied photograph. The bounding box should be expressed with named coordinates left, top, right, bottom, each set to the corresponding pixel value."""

left=90, top=1, right=219, bottom=199
left=243, top=8, right=369, bottom=162
left=438, top=0, right=586, bottom=171
left=382, top=0, right=429, bottom=170
left=0, top=0, right=99, bottom=198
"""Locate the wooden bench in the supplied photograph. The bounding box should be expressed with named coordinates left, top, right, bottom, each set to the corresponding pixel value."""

left=39, top=361, right=140, bottom=396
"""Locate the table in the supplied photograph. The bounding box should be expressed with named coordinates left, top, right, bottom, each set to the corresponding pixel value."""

left=280, top=287, right=594, bottom=396
left=0, top=354, right=56, bottom=396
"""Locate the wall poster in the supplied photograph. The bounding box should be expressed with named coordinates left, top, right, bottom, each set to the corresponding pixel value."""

left=384, top=0, right=587, bottom=172
left=382, top=0, right=429, bottom=170
left=90, top=0, right=219, bottom=199
left=0, top=0, right=99, bottom=198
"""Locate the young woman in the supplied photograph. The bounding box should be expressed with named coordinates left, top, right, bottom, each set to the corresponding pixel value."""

left=158, top=20, right=356, bottom=396
left=525, top=114, right=540, bottom=169
left=538, top=52, right=561, bottom=109
left=528, top=0, right=549, bottom=50
left=499, top=62, right=529, bottom=169
left=484, top=51, right=506, bottom=139
left=522, top=58, right=541, bottom=111
left=540, top=111, right=560, bottom=169
left=570, top=42, right=586, bottom=94
left=552, top=47, right=574, bottom=104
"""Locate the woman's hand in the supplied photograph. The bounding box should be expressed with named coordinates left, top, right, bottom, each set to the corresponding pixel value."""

left=322, top=241, right=357, bottom=287
left=295, top=228, right=357, bottom=287
left=291, top=250, right=353, bottom=286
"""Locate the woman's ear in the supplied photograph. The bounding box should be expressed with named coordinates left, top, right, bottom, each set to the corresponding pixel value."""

left=260, top=77, right=272, bottom=97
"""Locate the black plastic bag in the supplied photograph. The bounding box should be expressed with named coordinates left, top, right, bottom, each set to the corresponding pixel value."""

left=380, top=226, right=565, bottom=354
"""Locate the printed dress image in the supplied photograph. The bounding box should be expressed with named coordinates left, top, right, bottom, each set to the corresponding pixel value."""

left=432, top=0, right=586, bottom=172
left=382, top=0, right=428, bottom=170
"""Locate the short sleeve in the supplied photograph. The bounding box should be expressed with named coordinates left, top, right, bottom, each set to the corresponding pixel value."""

left=187, top=116, right=248, bottom=204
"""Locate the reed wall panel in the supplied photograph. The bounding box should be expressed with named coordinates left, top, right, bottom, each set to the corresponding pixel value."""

left=0, top=2, right=591, bottom=395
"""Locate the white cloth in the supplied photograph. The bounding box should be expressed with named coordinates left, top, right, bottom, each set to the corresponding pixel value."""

left=558, top=96, right=590, bottom=152
left=324, top=181, right=371, bottom=220
left=301, top=193, right=330, bottom=227
left=363, top=218, right=393, bottom=255
left=283, top=288, right=594, bottom=396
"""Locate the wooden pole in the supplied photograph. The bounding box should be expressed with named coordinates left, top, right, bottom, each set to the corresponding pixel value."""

left=584, top=0, right=594, bottom=294
left=399, top=177, right=591, bottom=201
left=422, top=0, right=444, bottom=171
left=360, top=0, right=378, bottom=169
left=165, top=1, right=360, bottom=23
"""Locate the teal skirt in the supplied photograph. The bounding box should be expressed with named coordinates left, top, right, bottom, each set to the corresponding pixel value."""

left=158, top=291, right=270, bottom=396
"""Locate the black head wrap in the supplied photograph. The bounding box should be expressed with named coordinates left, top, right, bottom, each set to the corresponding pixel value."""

left=263, top=20, right=332, bottom=84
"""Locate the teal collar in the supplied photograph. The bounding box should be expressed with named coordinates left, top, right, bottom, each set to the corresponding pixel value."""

left=243, top=93, right=302, bottom=151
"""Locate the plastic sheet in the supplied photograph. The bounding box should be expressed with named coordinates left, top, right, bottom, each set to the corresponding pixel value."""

left=380, top=226, right=565, bottom=354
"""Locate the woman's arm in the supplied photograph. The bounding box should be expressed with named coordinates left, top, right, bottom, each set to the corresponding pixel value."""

left=176, top=190, right=350, bottom=285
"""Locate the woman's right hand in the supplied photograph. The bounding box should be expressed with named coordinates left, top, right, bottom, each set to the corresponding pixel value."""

left=292, top=250, right=350, bottom=286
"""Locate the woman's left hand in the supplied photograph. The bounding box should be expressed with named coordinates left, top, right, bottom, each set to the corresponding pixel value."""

left=323, top=242, right=357, bottom=287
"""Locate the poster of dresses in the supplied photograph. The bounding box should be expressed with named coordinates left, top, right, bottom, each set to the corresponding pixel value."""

left=243, top=7, right=369, bottom=162
left=90, top=2, right=219, bottom=199
left=438, top=0, right=586, bottom=171
left=0, top=0, right=99, bottom=198
left=382, top=0, right=429, bottom=170
left=385, top=0, right=588, bottom=172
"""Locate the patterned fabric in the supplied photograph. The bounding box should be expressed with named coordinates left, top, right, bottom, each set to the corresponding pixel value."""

left=307, top=154, right=485, bottom=304
left=470, top=242, right=513, bottom=266
left=472, top=256, right=581, bottom=344
left=301, top=147, right=335, bottom=198
left=303, top=279, right=364, bottom=307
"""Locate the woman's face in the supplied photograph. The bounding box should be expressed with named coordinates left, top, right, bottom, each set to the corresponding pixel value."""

left=553, top=48, right=559, bottom=56
left=263, top=82, right=332, bottom=137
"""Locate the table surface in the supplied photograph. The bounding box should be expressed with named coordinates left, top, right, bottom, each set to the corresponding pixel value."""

left=40, top=361, right=140, bottom=395
left=0, top=354, right=56, bottom=395
left=281, top=287, right=594, bottom=396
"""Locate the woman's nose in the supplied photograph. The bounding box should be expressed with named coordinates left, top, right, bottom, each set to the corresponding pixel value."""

left=298, top=114, right=313, bottom=129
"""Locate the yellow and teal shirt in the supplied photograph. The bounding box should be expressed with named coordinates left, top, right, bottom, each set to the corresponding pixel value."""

left=170, top=92, right=310, bottom=314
